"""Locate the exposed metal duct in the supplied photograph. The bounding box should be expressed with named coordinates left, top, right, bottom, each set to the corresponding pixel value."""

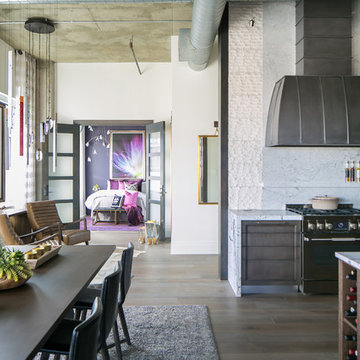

left=179, top=0, right=226, bottom=71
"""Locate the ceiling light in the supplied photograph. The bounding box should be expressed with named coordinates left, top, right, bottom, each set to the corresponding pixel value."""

left=25, top=17, right=56, bottom=164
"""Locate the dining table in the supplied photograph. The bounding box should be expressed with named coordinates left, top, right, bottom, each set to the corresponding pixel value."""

left=0, top=244, right=115, bottom=360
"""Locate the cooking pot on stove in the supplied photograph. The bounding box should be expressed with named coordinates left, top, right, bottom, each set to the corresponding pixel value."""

left=311, top=196, right=339, bottom=210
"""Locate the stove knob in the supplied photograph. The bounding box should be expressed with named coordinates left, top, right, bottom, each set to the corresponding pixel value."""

left=325, top=222, right=333, bottom=230
left=316, top=221, right=324, bottom=230
left=349, top=222, right=358, bottom=230
left=308, top=221, right=315, bottom=231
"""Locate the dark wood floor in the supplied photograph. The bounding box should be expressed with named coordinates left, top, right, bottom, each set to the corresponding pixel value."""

left=92, top=233, right=338, bottom=359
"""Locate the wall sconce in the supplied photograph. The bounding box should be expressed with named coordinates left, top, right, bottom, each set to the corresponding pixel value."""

left=249, top=18, right=255, bottom=27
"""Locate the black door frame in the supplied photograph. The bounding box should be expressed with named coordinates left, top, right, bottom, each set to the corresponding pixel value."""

left=219, top=4, right=229, bottom=280
left=46, top=124, right=80, bottom=223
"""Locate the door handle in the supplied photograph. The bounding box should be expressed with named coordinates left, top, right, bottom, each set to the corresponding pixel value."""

left=160, top=185, right=166, bottom=196
left=43, top=185, right=49, bottom=197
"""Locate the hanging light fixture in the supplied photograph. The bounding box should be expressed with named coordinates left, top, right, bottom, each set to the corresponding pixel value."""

left=86, top=126, right=110, bottom=162
left=24, top=17, right=56, bottom=164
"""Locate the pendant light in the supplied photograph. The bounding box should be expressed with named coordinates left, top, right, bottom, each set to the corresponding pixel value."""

left=24, top=17, right=55, bottom=165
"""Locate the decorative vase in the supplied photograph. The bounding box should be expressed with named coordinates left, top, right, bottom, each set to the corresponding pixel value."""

left=0, top=276, right=31, bottom=290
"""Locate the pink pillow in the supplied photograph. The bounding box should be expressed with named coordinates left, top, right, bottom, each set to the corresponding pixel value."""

left=123, top=191, right=138, bottom=207
left=118, top=181, right=125, bottom=190
left=109, top=179, right=119, bottom=190
left=127, top=179, right=143, bottom=191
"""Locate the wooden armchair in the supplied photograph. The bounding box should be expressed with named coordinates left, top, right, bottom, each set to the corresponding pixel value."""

left=26, top=200, right=90, bottom=246
left=0, top=214, right=60, bottom=246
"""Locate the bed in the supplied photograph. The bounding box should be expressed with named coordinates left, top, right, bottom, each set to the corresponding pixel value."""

left=85, top=189, right=146, bottom=223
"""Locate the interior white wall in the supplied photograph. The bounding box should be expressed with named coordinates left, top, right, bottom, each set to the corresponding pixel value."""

left=57, top=62, right=173, bottom=235
left=171, top=36, right=219, bottom=254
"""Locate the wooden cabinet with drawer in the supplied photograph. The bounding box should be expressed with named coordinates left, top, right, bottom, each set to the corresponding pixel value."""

left=241, top=221, right=301, bottom=286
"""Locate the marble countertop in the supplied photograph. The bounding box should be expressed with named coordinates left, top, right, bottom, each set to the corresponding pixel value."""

left=229, top=209, right=303, bottom=221
left=336, top=252, right=360, bottom=271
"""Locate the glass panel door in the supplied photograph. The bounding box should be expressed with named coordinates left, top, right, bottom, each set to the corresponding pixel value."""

left=47, top=124, right=79, bottom=224
left=146, top=122, right=165, bottom=241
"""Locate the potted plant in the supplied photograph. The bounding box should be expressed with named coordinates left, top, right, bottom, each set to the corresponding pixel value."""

left=0, top=248, right=33, bottom=290
left=92, top=184, right=100, bottom=192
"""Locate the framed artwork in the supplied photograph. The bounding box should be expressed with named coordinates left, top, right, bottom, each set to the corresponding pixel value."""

left=110, top=130, right=145, bottom=179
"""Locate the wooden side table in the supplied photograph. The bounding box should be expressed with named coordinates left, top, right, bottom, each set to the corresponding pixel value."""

left=92, top=207, right=125, bottom=225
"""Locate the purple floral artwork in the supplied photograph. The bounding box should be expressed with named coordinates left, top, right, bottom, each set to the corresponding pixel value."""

left=110, top=131, right=145, bottom=179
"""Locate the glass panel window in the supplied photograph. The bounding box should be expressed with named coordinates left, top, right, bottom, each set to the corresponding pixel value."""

left=50, top=133, right=73, bottom=153
left=150, top=132, right=160, bottom=153
left=149, top=156, right=160, bottom=177
left=56, top=203, right=73, bottom=223
left=149, top=179, right=160, bottom=201
left=49, top=156, right=73, bottom=177
left=49, top=180, right=73, bottom=200
left=149, top=203, right=160, bottom=223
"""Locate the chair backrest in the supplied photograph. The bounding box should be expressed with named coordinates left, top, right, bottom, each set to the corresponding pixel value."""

left=119, top=242, right=134, bottom=305
left=68, top=297, right=103, bottom=360
left=27, top=201, right=61, bottom=238
left=0, top=214, right=24, bottom=245
left=98, top=262, right=121, bottom=350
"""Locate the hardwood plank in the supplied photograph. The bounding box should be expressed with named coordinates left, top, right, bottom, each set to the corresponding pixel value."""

left=91, top=233, right=338, bottom=359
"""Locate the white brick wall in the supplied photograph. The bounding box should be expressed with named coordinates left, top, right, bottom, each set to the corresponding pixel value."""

left=228, top=3, right=263, bottom=209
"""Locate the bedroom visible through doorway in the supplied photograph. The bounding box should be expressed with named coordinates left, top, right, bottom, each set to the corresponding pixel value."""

left=81, top=124, right=147, bottom=231
left=76, top=120, right=168, bottom=236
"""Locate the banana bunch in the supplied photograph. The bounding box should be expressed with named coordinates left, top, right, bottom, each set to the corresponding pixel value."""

left=0, top=248, right=33, bottom=282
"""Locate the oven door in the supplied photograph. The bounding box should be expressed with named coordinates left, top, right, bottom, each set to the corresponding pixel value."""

left=303, top=237, right=360, bottom=280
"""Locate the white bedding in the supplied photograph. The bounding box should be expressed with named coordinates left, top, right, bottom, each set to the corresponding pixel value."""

left=85, top=189, right=146, bottom=218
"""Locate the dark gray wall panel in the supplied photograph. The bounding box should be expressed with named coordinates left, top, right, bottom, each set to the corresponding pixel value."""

left=295, top=0, right=304, bottom=25
left=345, top=77, right=360, bottom=144
left=300, top=59, right=352, bottom=76
left=321, top=77, right=347, bottom=144
left=297, top=77, right=324, bottom=144
left=302, top=0, right=352, bottom=18
left=302, top=18, right=351, bottom=38
left=303, top=38, right=351, bottom=59
left=278, top=77, right=301, bottom=145
left=296, top=0, right=352, bottom=76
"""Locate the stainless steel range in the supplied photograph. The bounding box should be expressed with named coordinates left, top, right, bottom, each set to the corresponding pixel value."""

left=287, top=204, right=360, bottom=294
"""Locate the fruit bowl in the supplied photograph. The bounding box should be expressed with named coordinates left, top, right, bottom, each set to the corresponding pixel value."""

left=0, top=276, right=31, bottom=290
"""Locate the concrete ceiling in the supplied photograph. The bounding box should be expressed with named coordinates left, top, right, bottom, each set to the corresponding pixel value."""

left=0, top=1, right=193, bottom=62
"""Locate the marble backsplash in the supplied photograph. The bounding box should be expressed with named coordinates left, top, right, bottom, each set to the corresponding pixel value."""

left=262, top=147, right=360, bottom=209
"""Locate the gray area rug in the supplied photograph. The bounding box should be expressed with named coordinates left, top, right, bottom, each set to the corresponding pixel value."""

left=114, top=305, right=219, bottom=360
left=34, top=305, right=219, bottom=360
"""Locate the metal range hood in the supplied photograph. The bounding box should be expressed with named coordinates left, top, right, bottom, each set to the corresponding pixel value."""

left=266, top=0, right=359, bottom=147
left=266, top=76, right=360, bottom=146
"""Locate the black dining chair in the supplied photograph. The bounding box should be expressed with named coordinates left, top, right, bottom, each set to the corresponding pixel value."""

left=40, top=264, right=123, bottom=360
left=39, top=297, right=102, bottom=360
left=69, top=297, right=102, bottom=360
left=74, top=242, right=134, bottom=346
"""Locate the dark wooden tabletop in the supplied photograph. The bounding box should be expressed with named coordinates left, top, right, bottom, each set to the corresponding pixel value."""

left=0, top=245, right=115, bottom=360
